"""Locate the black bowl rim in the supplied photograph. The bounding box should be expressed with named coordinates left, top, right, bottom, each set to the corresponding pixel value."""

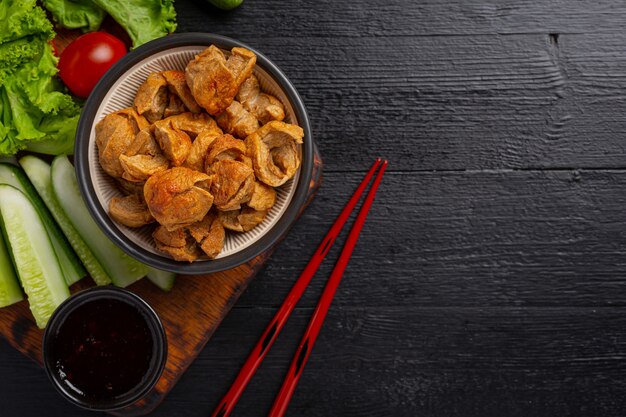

left=75, top=33, right=314, bottom=274
left=42, top=286, right=167, bottom=411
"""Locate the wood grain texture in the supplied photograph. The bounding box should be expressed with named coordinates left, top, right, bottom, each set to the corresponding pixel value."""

left=239, top=33, right=626, bottom=171
left=5, top=306, right=626, bottom=417
left=176, top=0, right=626, bottom=37
left=175, top=1, right=626, bottom=171
left=239, top=170, right=626, bottom=309
left=173, top=306, right=626, bottom=417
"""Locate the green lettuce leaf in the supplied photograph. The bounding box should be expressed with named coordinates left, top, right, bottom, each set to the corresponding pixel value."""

left=40, top=0, right=177, bottom=47
left=93, top=0, right=177, bottom=48
left=41, top=0, right=106, bottom=32
left=0, top=0, right=53, bottom=44
left=0, top=2, right=80, bottom=156
left=0, top=43, right=80, bottom=155
left=0, top=36, right=45, bottom=84
left=12, top=42, right=79, bottom=115
left=0, top=89, right=21, bottom=156
left=25, top=111, right=81, bottom=155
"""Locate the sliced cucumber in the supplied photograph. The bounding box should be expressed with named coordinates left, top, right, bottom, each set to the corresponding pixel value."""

left=20, top=156, right=112, bottom=286
left=51, top=155, right=148, bottom=287
left=0, top=185, right=69, bottom=328
left=0, top=226, right=23, bottom=307
left=0, top=163, right=85, bottom=286
left=146, top=268, right=176, bottom=292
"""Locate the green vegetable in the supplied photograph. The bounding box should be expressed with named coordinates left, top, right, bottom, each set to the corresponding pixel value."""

left=0, top=184, right=69, bottom=328
left=0, top=0, right=178, bottom=156
left=0, top=0, right=52, bottom=44
left=146, top=267, right=176, bottom=291
left=0, top=37, right=44, bottom=80
left=51, top=155, right=148, bottom=287
left=0, top=0, right=81, bottom=156
left=41, top=0, right=177, bottom=49
left=0, top=163, right=86, bottom=286
left=19, top=155, right=112, bottom=286
left=92, top=0, right=177, bottom=48
left=0, top=225, right=23, bottom=308
left=40, top=0, right=106, bottom=32
left=207, top=0, right=244, bottom=11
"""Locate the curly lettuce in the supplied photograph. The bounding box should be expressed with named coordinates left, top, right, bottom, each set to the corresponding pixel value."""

left=0, top=0, right=53, bottom=43
left=0, top=0, right=80, bottom=156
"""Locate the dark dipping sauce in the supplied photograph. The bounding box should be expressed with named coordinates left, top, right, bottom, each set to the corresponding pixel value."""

left=50, top=298, right=154, bottom=401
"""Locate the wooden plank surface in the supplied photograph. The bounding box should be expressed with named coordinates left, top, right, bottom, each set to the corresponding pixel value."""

left=3, top=0, right=626, bottom=416
left=240, top=171, right=626, bottom=309
left=250, top=34, right=626, bottom=171
left=177, top=1, right=626, bottom=172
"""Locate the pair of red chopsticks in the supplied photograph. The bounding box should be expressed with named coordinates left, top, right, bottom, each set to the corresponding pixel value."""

left=211, top=159, right=388, bottom=417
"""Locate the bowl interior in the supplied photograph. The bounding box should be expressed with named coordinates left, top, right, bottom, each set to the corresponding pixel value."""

left=88, top=46, right=302, bottom=260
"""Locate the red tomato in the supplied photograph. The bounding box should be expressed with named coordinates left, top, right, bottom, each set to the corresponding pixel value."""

left=58, top=32, right=127, bottom=99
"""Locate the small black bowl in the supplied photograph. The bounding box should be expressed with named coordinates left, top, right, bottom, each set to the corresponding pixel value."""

left=42, top=287, right=167, bottom=411
left=75, top=33, right=315, bottom=275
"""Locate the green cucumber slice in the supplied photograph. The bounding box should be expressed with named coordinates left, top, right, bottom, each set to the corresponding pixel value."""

left=51, top=155, right=148, bottom=287
left=0, top=163, right=86, bottom=286
left=0, top=226, right=23, bottom=307
left=146, top=268, right=176, bottom=291
left=0, top=185, right=69, bottom=328
left=19, top=156, right=112, bottom=286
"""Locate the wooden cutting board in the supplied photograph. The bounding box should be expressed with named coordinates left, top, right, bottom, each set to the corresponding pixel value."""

left=0, top=23, right=322, bottom=416
left=0, top=149, right=321, bottom=416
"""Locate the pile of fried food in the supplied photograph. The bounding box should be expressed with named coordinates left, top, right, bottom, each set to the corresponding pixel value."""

left=95, top=45, right=304, bottom=262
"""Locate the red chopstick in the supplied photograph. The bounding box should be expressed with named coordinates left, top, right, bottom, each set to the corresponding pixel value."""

left=210, top=159, right=386, bottom=417
left=268, top=160, right=387, bottom=417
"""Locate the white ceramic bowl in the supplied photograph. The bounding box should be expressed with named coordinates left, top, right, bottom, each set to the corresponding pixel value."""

left=75, top=33, right=314, bottom=274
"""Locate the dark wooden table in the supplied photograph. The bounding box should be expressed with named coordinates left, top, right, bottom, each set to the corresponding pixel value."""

left=4, top=0, right=626, bottom=415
